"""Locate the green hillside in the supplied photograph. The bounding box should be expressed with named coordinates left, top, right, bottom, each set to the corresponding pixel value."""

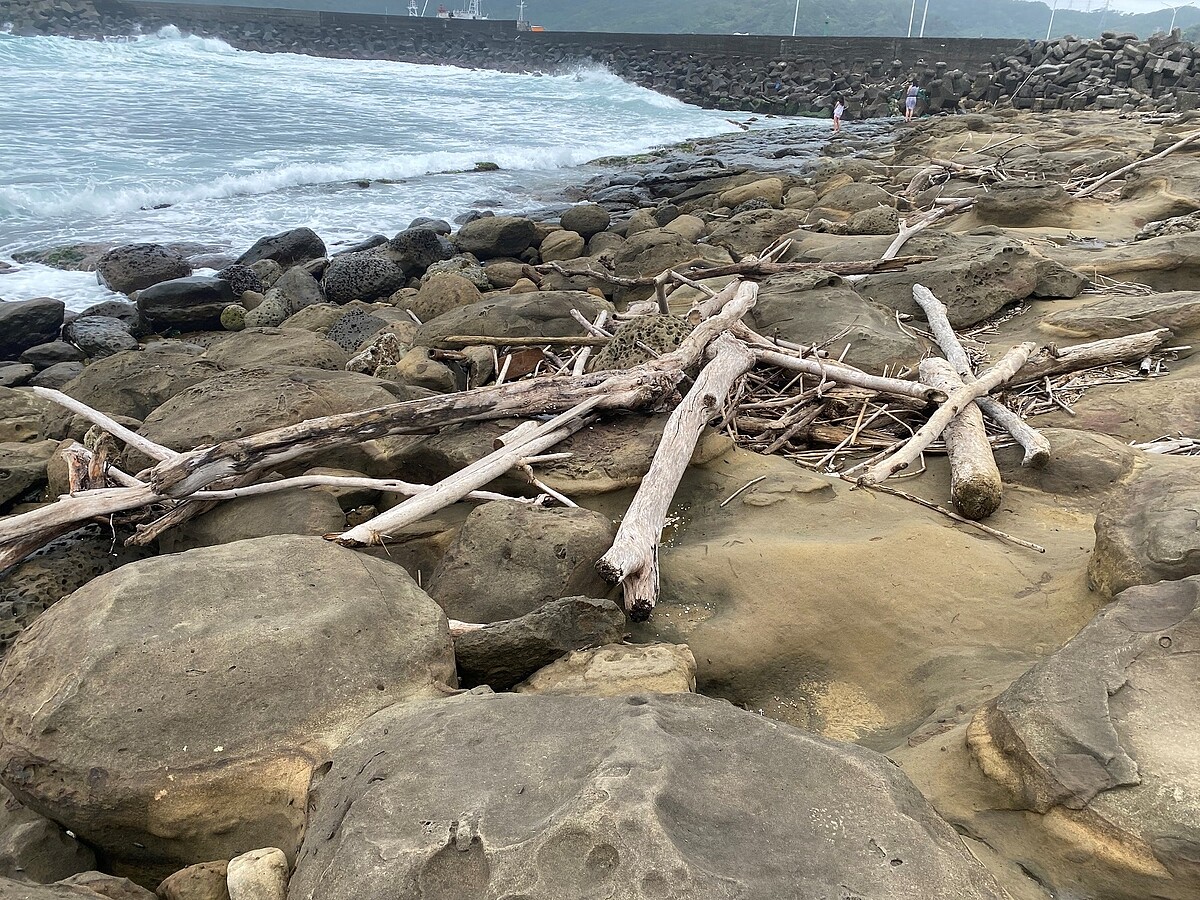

left=518, top=0, right=1200, bottom=39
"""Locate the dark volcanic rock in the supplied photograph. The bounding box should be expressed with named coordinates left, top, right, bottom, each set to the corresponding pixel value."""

left=95, top=243, right=192, bottom=295
left=321, top=252, right=407, bottom=305
left=291, top=692, right=1009, bottom=900
left=235, top=227, right=326, bottom=269
left=453, top=597, right=627, bottom=690
left=0, top=299, right=64, bottom=359
left=452, top=215, right=539, bottom=259
left=62, top=316, right=138, bottom=358
left=136, top=276, right=237, bottom=333
left=18, top=342, right=84, bottom=370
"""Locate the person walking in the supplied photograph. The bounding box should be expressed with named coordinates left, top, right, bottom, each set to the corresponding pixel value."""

left=832, top=96, right=845, bottom=133
left=904, top=80, right=920, bottom=122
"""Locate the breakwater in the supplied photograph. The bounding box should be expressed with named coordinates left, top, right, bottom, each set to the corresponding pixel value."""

left=7, top=0, right=1200, bottom=115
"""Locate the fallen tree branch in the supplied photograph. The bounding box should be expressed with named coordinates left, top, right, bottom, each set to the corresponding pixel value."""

left=29, top=387, right=178, bottom=462
left=881, top=199, right=974, bottom=261
left=1011, top=329, right=1172, bottom=384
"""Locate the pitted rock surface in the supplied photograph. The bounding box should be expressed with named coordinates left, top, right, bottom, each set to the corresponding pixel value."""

left=290, top=692, right=1009, bottom=900
left=215, top=264, right=265, bottom=296
left=591, top=315, right=691, bottom=371
left=322, top=252, right=407, bottom=305
left=325, top=311, right=388, bottom=352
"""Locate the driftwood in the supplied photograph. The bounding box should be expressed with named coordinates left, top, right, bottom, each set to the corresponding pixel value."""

left=1012, top=329, right=1172, bottom=384
left=597, top=332, right=757, bottom=619
left=334, top=398, right=599, bottom=546
left=1074, top=130, right=1200, bottom=199
left=860, top=342, right=1037, bottom=485
left=919, top=358, right=1002, bottom=520
left=912, top=284, right=1050, bottom=467
left=436, top=335, right=610, bottom=349
left=748, top=344, right=943, bottom=403
left=881, top=199, right=974, bottom=261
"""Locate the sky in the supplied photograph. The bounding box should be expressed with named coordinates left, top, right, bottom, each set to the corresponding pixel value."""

left=1105, top=0, right=1196, bottom=11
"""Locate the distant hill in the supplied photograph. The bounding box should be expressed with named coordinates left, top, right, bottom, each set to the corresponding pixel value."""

left=518, top=0, right=1200, bottom=39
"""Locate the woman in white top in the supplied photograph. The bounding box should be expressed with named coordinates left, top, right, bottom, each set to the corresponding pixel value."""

left=832, top=97, right=845, bottom=133
left=905, top=82, right=920, bottom=121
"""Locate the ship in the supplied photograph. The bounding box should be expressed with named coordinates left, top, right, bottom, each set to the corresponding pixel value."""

left=405, top=0, right=543, bottom=30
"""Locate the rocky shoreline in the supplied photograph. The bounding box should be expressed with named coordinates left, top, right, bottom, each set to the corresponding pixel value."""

left=11, top=0, right=1200, bottom=116
left=2, top=106, right=1200, bottom=900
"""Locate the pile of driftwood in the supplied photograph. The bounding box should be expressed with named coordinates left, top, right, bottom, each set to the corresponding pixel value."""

left=0, top=234, right=1174, bottom=620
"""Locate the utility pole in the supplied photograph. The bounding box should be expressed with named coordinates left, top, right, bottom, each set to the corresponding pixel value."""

left=919, top=0, right=930, bottom=37
left=908, top=0, right=917, bottom=37
left=1046, top=0, right=1058, bottom=40
left=793, top=0, right=801, bottom=36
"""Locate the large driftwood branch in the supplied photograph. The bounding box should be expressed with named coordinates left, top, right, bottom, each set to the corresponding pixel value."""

left=748, top=345, right=943, bottom=403
left=597, top=332, right=757, bottom=620
left=912, top=284, right=1050, bottom=466
left=881, top=199, right=974, bottom=261
left=920, top=358, right=1003, bottom=520
left=29, top=387, right=178, bottom=462
left=860, top=342, right=1036, bottom=485
left=1011, top=329, right=1172, bottom=384
left=334, top=398, right=601, bottom=546
left=1074, top=131, right=1200, bottom=199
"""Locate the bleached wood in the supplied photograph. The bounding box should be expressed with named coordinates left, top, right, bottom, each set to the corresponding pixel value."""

left=920, top=358, right=1003, bottom=520
left=597, top=333, right=756, bottom=620
left=1074, top=131, right=1200, bottom=198
left=1012, top=329, right=1172, bottom=384
left=28, top=387, right=178, bottom=461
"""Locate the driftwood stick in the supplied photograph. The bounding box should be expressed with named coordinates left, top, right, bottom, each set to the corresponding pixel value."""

left=861, top=342, right=1036, bottom=484
left=881, top=199, right=974, bottom=261
left=436, top=335, right=609, bottom=349
left=536, top=256, right=932, bottom=289
left=920, top=358, right=1003, bottom=520
left=147, top=366, right=678, bottom=499
left=1074, top=131, right=1200, bottom=198
left=572, top=311, right=610, bottom=376
left=189, top=474, right=530, bottom=504
left=0, top=485, right=161, bottom=550
left=912, top=284, right=1051, bottom=466
left=1012, top=328, right=1172, bottom=384
left=28, top=387, right=178, bottom=462
left=333, top=398, right=602, bottom=546
left=597, top=333, right=756, bottom=620
left=751, top=347, right=943, bottom=403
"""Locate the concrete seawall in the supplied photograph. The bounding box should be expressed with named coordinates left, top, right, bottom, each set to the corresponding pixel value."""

left=9, top=0, right=1200, bottom=116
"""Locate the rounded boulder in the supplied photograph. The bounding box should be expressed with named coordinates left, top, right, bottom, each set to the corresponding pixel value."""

left=0, top=536, right=456, bottom=881
left=96, top=244, right=192, bottom=296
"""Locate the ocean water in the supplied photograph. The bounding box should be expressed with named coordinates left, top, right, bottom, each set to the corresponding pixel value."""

left=0, top=27, right=778, bottom=310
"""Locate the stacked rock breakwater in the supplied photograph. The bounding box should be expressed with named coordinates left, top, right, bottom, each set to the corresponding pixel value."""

left=9, top=0, right=1200, bottom=116
left=3, top=108, right=1200, bottom=899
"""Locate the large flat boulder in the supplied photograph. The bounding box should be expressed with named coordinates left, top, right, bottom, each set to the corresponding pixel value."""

left=968, top=575, right=1200, bottom=900
left=1040, top=290, right=1200, bottom=340
left=1045, top=232, right=1200, bottom=293
left=59, top=343, right=223, bottom=421
left=0, top=536, right=456, bottom=882
left=96, top=244, right=192, bottom=295
left=452, top=216, right=537, bottom=259
left=200, top=329, right=349, bottom=371
left=290, top=693, right=1009, bottom=900
left=0, top=300, right=64, bottom=360
left=235, top=228, right=326, bottom=270
left=136, top=277, right=237, bottom=334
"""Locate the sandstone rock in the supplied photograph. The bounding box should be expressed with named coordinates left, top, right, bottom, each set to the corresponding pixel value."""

left=414, top=291, right=611, bottom=348
left=559, top=204, right=610, bottom=239
left=508, top=277, right=537, bottom=294
left=158, top=486, right=346, bottom=553
left=0, top=366, right=35, bottom=389
left=58, top=873, right=155, bottom=900
left=59, top=343, right=221, bottom=421
left=225, top=849, right=287, bottom=900
left=156, top=862, right=229, bottom=900
left=1000, top=427, right=1137, bottom=497
left=62, top=316, right=138, bottom=358
left=200, top=328, right=349, bottom=371
left=1088, top=459, right=1200, bottom=598
left=0, top=536, right=456, bottom=881
left=136, top=367, right=409, bottom=464
left=1031, top=257, right=1088, bottom=298
left=968, top=575, right=1200, bottom=900
left=972, top=178, right=1077, bottom=227
left=480, top=261, right=527, bottom=291
left=1041, top=289, right=1200, bottom=339
left=586, top=232, right=624, bottom=255
left=422, top=256, right=489, bottom=291
left=623, top=208, right=659, bottom=237
left=750, top=272, right=924, bottom=374
left=783, top=186, right=819, bottom=209
left=386, top=348, right=458, bottom=394
left=1035, top=374, right=1200, bottom=442
left=0, top=388, right=57, bottom=444
left=96, top=244, right=192, bottom=295
left=705, top=208, right=808, bottom=257
left=242, top=299, right=286, bottom=330
left=321, top=253, right=406, bottom=305
left=402, top=273, right=482, bottom=322
left=18, top=343, right=83, bottom=371
left=538, top=229, right=585, bottom=262
left=817, top=181, right=894, bottom=213
left=846, top=205, right=901, bottom=235
left=136, top=277, right=237, bottom=334
left=453, top=597, right=626, bottom=690
left=514, top=642, right=697, bottom=696
left=611, top=229, right=729, bottom=303
left=662, top=213, right=705, bottom=241
left=452, top=216, right=538, bottom=259
left=0, top=785, right=97, bottom=883
left=290, top=693, right=1009, bottom=900
left=235, top=228, right=326, bottom=270
left=0, top=440, right=56, bottom=510
left=248, top=260, right=283, bottom=291
left=1046, top=232, right=1200, bottom=293
left=719, top=176, right=784, bottom=208
left=0, top=300, right=64, bottom=360
left=0, top=876, right=105, bottom=899
left=428, top=501, right=616, bottom=623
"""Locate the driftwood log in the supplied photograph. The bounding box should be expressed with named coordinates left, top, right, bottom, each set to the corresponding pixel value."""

left=911, top=284, right=1050, bottom=467
left=919, top=358, right=1003, bottom=520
